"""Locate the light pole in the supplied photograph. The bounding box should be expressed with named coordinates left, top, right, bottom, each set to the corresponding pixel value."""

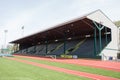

left=21, top=26, right=24, bottom=37
left=4, top=30, right=8, bottom=49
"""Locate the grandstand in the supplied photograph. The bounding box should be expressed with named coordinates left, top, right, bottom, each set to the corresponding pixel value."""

left=10, top=10, right=119, bottom=60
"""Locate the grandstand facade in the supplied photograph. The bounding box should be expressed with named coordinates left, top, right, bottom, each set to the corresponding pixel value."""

left=10, top=10, right=119, bottom=60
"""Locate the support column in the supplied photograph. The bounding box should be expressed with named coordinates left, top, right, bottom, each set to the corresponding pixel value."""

left=93, top=21, right=104, bottom=53
left=64, top=40, right=66, bottom=54
left=25, top=45, right=28, bottom=53
left=64, top=31, right=66, bottom=54
left=34, top=45, right=36, bottom=53
left=45, top=40, right=48, bottom=55
left=99, top=29, right=102, bottom=51
left=94, top=27, right=97, bottom=56
left=105, top=27, right=108, bottom=45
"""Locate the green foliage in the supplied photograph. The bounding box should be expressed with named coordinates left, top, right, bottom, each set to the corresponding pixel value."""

left=114, top=20, right=120, bottom=27
left=0, top=58, right=90, bottom=80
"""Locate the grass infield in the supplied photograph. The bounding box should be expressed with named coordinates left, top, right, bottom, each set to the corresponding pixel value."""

left=15, top=56, right=120, bottom=79
left=0, top=58, right=90, bottom=80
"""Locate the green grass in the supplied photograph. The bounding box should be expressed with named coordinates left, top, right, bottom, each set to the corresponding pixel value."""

left=15, top=56, right=120, bottom=79
left=0, top=57, right=90, bottom=80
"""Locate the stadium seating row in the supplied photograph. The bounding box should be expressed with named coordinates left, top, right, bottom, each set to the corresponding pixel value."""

left=15, top=37, right=111, bottom=58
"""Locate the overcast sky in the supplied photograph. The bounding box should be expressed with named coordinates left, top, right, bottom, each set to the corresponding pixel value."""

left=0, top=0, right=120, bottom=48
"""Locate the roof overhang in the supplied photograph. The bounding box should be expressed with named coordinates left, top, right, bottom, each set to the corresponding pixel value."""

left=10, top=10, right=114, bottom=45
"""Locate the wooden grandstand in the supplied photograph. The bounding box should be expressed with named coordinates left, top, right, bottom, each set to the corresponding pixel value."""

left=10, top=10, right=119, bottom=60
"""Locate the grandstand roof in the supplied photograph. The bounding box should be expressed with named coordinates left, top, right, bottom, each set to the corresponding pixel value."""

left=10, top=9, right=113, bottom=45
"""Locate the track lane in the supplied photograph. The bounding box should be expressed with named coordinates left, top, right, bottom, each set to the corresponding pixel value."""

left=6, top=57, right=119, bottom=80
left=14, top=55, right=120, bottom=72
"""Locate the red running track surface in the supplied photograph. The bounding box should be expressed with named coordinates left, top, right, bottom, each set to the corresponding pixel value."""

left=14, top=55, right=120, bottom=72
left=6, top=57, right=119, bottom=80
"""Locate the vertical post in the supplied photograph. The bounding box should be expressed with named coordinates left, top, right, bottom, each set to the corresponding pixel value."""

left=64, top=31, right=66, bottom=54
left=99, top=30, right=102, bottom=52
left=64, top=39, right=66, bottom=54
left=34, top=46, right=36, bottom=53
left=45, top=32, right=48, bottom=55
left=45, top=40, right=48, bottom=55
left=26, top=47, right=28, bottom=53
left=105, top=27, right=108, bottom=45
left=94, top=27, right=97, bottom=56
left=4, top=30, right=8, bottom=49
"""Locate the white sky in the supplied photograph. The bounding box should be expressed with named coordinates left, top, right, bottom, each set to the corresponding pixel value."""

left=0, top=0, right=120, bottom=48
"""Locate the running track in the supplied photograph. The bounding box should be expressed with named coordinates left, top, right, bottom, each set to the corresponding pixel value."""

left=14, top=55, right=120, bottom=72
left=6, top=56, right=119, bottom=80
